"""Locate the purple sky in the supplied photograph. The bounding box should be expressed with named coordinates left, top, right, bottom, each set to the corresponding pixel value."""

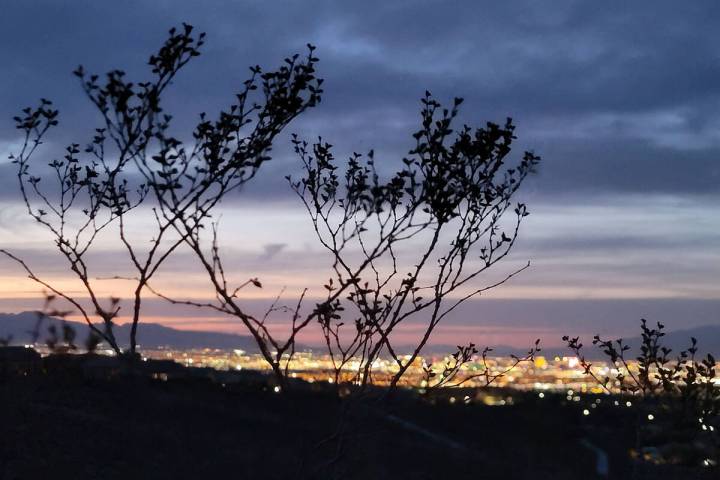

left=0, top=1, right=718, bottom=347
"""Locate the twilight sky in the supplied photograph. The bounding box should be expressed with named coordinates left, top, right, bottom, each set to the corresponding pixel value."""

left=0, top=1, right=718, bottom=348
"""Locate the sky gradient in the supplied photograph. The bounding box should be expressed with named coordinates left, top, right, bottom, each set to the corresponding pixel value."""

left=0, top=1, right=718, bottom=347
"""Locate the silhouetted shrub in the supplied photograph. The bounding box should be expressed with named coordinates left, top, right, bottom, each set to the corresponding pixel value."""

left=565, top=320, right=719, bottom=469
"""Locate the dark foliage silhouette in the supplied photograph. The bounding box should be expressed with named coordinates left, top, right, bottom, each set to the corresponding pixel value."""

left=152, top=91, right=541, bottom=390
left=289, top=93, right=540, bottom=390
left=421, top=341, right=540, bottom=391
left=2, top=21, right=536, bottom=394
left=1, top=25, right=204, bottom=354
left=1, top=24, right=321, bottom=358
left=29, top=293, right=102, bottom=354
left=565, top=320, right=719, bottom=470
left=140, top=40, right=323, bottom=384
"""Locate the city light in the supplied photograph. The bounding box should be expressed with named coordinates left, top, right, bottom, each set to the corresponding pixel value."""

left=118, top=348, right=720, bottom=397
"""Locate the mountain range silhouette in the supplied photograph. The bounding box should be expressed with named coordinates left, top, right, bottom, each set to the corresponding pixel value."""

left=1, top=311, right=718, bottom=359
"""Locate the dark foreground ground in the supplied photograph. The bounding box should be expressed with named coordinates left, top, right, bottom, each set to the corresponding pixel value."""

left=0, top=370, right=714, bottom=479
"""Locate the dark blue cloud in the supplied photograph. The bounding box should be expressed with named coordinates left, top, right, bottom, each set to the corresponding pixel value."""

left=1, top=0, right=719, bottom=197
left=0, top=1, right=717, bottom=340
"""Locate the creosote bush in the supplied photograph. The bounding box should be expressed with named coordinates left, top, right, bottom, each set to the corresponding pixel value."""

left=2, top=23, right=321, bottom=359
left=565, top=320, right=719, bottom=468
left=3, top=22, right=538, bottom=394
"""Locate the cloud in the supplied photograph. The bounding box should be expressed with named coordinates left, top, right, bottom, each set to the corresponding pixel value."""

left=0, top=1, right=717, bottom=339
left=262, top=243, right=287, bottom=259
left=0, top=1, right=718, bottom=198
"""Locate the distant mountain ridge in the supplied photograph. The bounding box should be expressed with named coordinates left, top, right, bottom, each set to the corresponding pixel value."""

left=1, top=311, right=718, bottom=358
left=397, top=324, right=720, bottom=360
left=0, top=312, right=261, bottom=352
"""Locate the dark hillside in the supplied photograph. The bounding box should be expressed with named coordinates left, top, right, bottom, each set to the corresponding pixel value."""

left=0, top=372, right=599, bottom=480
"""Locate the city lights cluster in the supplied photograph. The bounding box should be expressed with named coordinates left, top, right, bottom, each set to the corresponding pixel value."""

left=137, top=348, right=704, bottom=394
